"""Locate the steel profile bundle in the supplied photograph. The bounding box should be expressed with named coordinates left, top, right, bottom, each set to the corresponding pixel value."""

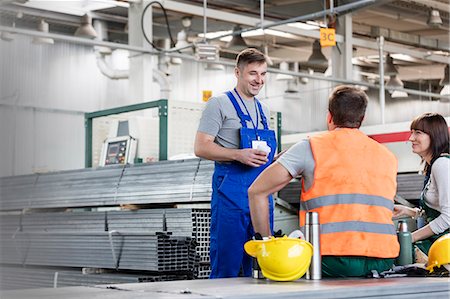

left=278, top=178, right=302, bottom=205
left=0, top=208, right=211, bottom=280
left=0, top=210, right=165, bottom=233
left=165, top=208, right=211, bottom=278
left=0, top=158, right=215, bottom=285
left=0, top=209, right=208, bottom=264
left=0, top=231, right=198, bottom=272
left=0, top=265, right=192, bottom=290
left=0, top=159, right=214, bottom=211
left=166, top=209, right=211, bottom=263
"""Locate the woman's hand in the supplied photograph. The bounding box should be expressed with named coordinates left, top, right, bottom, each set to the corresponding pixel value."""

left=393, top=204, right=416, bottom=218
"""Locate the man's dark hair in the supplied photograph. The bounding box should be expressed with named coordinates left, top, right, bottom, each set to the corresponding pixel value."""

left=411, top=113, right=450, bottom=162
left=236, top=48, right=267, bottom=69
left=328, top=85, right=368, bottom=128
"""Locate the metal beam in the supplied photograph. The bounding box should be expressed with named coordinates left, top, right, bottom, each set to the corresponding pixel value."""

left=405, top=0, right=450, bottom=13
left=161, top=0, right=342, bottom=42
left=161, top=0, right=449, bottom=64
left=352, top=37, right=450, bottom=64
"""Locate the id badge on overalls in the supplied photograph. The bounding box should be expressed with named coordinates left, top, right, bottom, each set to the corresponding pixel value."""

left=251, top=140, right=271, bottom=154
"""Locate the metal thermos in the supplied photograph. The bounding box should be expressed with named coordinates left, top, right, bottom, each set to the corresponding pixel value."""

left=252, top=257, right=264, bottom=279
left=305, top=212, right=321, bottom=280
left=396, top=220, right=413, bottom=265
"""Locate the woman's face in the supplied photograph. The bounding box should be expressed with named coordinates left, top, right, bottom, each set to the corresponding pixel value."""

left=409, top=129, right=431, bottom=158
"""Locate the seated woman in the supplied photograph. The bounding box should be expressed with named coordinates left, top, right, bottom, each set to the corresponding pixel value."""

left=394, top=113, right=449, bottom=254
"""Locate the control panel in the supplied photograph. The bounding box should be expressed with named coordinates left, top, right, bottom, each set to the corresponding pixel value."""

left=99, top=136, right=137, bottom=167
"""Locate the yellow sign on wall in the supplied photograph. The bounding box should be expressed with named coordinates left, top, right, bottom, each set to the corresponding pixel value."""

left=202, top=90, right=212, bottom=102
left=320, top=28, right=336, bottom=47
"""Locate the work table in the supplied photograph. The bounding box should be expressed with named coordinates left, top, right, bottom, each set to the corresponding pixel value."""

left=2, top=276, right=449, bottom=299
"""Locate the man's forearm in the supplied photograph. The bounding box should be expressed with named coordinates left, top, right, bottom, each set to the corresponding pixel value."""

left=249, top=192, right=271, bottom=237
left=195, top=140, right=239, bottom=162
left=248, top=163, right=294, bottom=237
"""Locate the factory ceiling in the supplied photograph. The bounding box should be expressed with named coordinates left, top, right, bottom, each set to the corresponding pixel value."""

left=0, top=0, right=449, bottom=89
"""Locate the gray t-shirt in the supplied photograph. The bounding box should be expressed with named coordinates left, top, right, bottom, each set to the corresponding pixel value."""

left=277, top=139, right=316, bottom=191
left=424, top=156, right=450, bottom=234
left=197, top=89, right=271, bottom=149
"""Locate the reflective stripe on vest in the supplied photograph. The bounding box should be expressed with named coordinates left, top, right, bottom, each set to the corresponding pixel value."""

left=301, top=221, right=396, bottom=235
left=300, top=129, right=399, bottom=258
left=300, top=194, right=394, bottom=211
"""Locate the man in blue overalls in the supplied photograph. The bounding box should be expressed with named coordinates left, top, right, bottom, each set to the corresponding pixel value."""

left=195, top=48, right=277, bottom=278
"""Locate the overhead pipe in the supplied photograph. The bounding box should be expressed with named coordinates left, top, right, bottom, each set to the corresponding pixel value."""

left=93, top=20, right=128, bottom=80
left=91, top=19, right=170, bottom=98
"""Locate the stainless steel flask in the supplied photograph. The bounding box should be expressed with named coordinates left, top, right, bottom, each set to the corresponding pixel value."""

left=305, top=211, right=322, bottom=280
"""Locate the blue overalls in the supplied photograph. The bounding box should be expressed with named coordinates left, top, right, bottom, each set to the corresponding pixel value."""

left=209, top=89, right=277, bottom=278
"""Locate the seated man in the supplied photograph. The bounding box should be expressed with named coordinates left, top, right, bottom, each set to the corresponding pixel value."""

left=248, top=85, right=400, bottom=277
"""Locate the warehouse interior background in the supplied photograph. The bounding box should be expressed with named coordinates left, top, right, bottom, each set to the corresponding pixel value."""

left=0, top=0, right=449, bottom=177
left=0, top=0, right=449, bottom=294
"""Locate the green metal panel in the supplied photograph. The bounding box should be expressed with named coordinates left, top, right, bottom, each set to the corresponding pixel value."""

left=158, top=100, right=168, bottom=161
left=84, top=117, right=93, bottom=168
left=84, top=99, right=169, bottom=168
left=84, top=100, right=166, bottom=119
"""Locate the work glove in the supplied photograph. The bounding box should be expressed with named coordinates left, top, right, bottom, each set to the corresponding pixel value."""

left=273, top=229, right=285, bottom=238
left=253, top=232, right=263, bottom=240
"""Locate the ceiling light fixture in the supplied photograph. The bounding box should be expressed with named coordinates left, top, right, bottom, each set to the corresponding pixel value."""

left=427, top=9, right=443, bottom=27
left=384, top=54, right=398, bottom=76
left=440, top=65, right=449, bottom=86
left=227, top=25, right=248, bottom=51
left=205, top=63, right=225, bottom=71
left=439, top=85, right=450, bottom=97
left=0, top=31, right=15, bottom=42
left=390, top=90, right=409, bottom=98
left=386, top=74, right=404, bottom=88
left=2, top=15, right=20, bottom=42
left=196, top=43, right=219, bottom=61
left=32, top=20, right=54, bottom=45
left=285, top=79, right=300, bottom=93
left=75, top=14, right=97, bottom=39
left=175, top=29, right=189, bottom=49
left=181, top=16, right=192, bottom=28
left=440, top=65, right=450, bottom=98
left=386, top=75, right=408, bottom=98
left=307, top=40, right=328, bottom=73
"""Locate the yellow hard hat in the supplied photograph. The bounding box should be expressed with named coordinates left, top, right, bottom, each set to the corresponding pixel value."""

left=426, top=234, right=450, bottom=273
left=244, top=236, right=313, bottom=281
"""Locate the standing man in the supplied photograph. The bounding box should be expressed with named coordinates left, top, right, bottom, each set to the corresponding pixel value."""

left=194, top=48, right=277, bottom=278
left=248, top=85, right=400, bottom=277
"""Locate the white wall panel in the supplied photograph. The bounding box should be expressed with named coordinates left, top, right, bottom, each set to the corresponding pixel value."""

left=0, top=35, right=129, bottom=177
left=33, top=110, right=84, bottom=174
left=169, top=60, right=235, bottom=102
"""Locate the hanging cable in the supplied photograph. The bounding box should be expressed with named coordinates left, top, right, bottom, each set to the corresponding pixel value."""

left=141, top=1, right=177, bottom=51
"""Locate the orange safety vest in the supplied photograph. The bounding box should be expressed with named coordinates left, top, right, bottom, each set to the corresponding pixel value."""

left=300, top=128, right=400, bottom=258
